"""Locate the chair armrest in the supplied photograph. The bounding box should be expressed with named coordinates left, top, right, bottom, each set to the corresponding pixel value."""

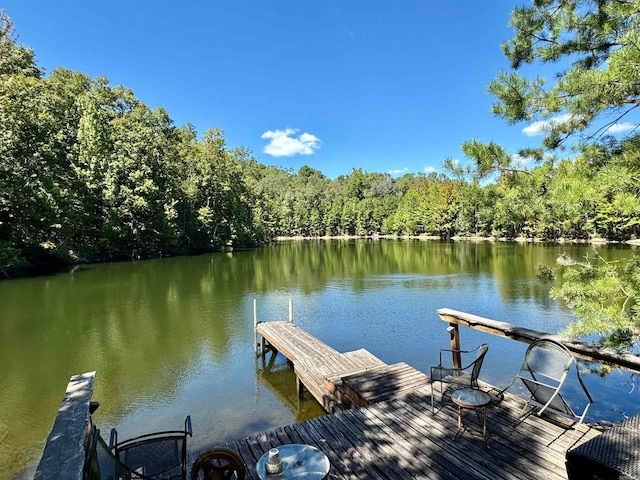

left=109, top=428, right=117, bottom=449
left=575, top=367, right=594, bottom=404
left=185, top=415, right=192, bottom=437
left=437, top=347, right=477, bottom=367
left=439, top=346, right=481, bottom=355
left=89, top=401, right=100, bottom=415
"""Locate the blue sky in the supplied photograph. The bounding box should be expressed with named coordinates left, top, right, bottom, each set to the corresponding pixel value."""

left=8, top=1, right=558, bottom=179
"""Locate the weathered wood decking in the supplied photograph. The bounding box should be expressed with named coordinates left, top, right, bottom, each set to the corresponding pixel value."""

left=211, top=318, right=604, bottom=479
left=37, top=311, right=616, bottom=480
left=189, top=383, right=601, bottom=479
left=256, top=320, right=390, bottom=411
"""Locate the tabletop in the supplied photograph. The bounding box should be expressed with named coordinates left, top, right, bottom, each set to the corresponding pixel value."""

left=451, top=388, right=492, bottom=409
left=256, top=444, right=330, bottom=479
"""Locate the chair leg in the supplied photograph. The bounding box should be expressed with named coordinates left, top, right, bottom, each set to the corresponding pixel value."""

left=517, top=398, right=531, bottom=420
left=566, top=408, right=590, bottom=449
left=566, top=425, right=579, bottom=448
left=511, top=399, right=535, bottom=429
left=432, top=380, right=448, bottom=413
left=431, top=381, right=435, bottom=413
left=431, top=379, right=444, bottom=413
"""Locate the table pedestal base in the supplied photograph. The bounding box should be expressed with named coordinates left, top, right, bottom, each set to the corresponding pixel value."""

left=451, top=388, right=491, bottom=447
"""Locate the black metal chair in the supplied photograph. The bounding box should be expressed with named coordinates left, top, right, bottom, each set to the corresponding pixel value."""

left=191, top=448, right=246, bottom=480
left=85, top=424, right=161, bottom=480
left=430, top=343, right=489, bottom=413
left=108, top=416, right=192, bottom=480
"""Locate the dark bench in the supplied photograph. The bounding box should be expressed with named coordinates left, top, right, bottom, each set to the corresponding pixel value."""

left=566, top=413, right=640, bottom=480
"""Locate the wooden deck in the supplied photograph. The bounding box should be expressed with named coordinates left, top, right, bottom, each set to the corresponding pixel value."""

left=340, top=362, right=430, bottom=407
left=186, top=319, right=606, bottom=479
left=189, top=384, right=602, bottom=479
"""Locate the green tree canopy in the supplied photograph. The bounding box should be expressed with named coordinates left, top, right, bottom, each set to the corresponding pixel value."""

left=550, top=251, right=640, bottom=348
left=0, top=10, right=41, bottom=77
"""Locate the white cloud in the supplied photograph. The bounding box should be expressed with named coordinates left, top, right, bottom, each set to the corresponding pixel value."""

left=606, top=122, right=638, bottom=134
left=388, top=167, right=408, bottom=175
left=423, top=166, right=436, bottom=173
left=261, top=128, right=322, bottom=157
left=522, top=114, right=574, bottom=137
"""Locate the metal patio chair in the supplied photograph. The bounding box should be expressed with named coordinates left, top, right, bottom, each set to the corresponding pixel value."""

left=85, top=424, right=163, bottom=480
left=107, top=416, right=192, bottom=480
left=500, top=339, right=593, bottom=444
left=84, top=424, right=144, bottom=480
left=430, top=343, right=489, bottom=412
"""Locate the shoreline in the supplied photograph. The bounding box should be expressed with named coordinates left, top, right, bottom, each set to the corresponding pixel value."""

left=274, top=234, right=640, bottom=245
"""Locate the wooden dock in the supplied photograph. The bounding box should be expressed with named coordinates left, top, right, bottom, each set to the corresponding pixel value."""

left=255, top=319, right=433, bottom=411
left=236, top=316, right=603, bottom=479
left=37, top=307, right=639, bottom=480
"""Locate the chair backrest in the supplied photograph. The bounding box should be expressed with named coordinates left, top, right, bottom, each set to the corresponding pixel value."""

left=470, top=343, right=489, bottom=383
left=522, top=340, right=573, bottom=383
left=517, top=339, right=578, bottom=417
left=116, top=434, right=188, bottom=479
left=110, top=416, right=192, bottom=480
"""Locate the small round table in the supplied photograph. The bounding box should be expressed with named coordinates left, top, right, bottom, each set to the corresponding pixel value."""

left=451, top=388, right=492, bottom=442
left=256, top=444, right=330, bottom=479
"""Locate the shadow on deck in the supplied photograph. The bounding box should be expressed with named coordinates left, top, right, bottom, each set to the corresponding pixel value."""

left=189, top=377, right=602, bottom=480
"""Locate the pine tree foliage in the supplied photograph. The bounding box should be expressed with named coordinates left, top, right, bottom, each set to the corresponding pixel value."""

left=551, top=251, right=640, bottom=347
left=453, top=0, right=640, bottom=179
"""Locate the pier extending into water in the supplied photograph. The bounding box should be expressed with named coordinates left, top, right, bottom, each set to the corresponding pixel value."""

left=253, top=299, right=431, bottom=412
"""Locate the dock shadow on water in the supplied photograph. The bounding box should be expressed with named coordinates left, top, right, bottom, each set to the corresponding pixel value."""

left=2, top=239, right=640, bottom=479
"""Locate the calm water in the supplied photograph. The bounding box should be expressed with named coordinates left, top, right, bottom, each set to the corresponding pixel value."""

left=2, top=239, right=639, bottom=479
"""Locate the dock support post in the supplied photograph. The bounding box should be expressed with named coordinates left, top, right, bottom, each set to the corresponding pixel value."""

left=254, top=298, right=267, bottom=358
left=288, top=298, right=293, bottom=323
left=296, top=376, right=304, bottom=398
left=253, top=298, right=258, bottom=354
left=449, top=323, right=462, bottom=368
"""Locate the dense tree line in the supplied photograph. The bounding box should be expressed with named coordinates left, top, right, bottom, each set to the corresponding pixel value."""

left=1, top=12, right=263, bottom=272
left=245, top=153, right=639, bottom=243
left=2, top=4, right=640, bottom=278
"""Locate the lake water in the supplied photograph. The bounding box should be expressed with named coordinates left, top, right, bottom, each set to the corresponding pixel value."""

left=2, top=239, right=639, bottom=479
